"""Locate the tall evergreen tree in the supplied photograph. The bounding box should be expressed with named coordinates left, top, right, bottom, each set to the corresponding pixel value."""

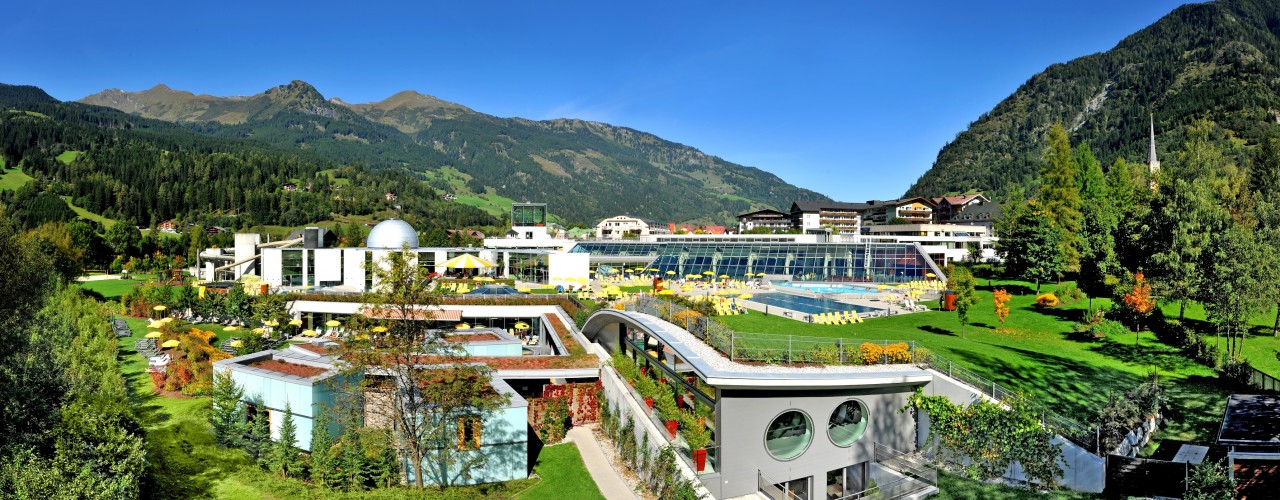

left=997, top=204, right=1064, bottom=292
left=210, top=371, right=246, bottom=447
left=1038, top=123, right=1083, bottom=270
left=268, top=402, right=303, bottom=478
left=1076, top=144, right=1117, bottom=307
left=309, top=410, right=337, bottom=488
left=245, top=400, right=271, bottom=462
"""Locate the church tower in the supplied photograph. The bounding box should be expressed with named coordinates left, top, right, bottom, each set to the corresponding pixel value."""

left=1148, top=114, right=1160, bottom=189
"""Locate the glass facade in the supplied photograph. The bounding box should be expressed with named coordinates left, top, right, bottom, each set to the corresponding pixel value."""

left=511, top=203, right=547, bottom=226
left=571, top=241, right=941, bottom=283
left=281, top=250, right=303, bottom=287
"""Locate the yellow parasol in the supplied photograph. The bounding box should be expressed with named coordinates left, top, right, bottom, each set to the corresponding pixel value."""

left=441, top=253, right=496, bottom=269
left=301, top=329, right=318, bottom=337
left=161, top=339, right=180, bottom=348
left=514, top=322, right=530, bottom=330
left=325, top=320, right=341, bottom=327
left=719, top=274, right=730, bottom=279
left=456, top=323, right=471, bottom=330
left=289, top=319, right=304, bottom=326
left=658, top=289, right=676, bottom=295
left=153, top=305, right=167, bottom=311
left=145, top=331, right=162, bottom=338
left=925, top=273, right=937, bottom=278
left=702, top=270, right=715, bottom=276
left=665, top=270, right=676, bottom=275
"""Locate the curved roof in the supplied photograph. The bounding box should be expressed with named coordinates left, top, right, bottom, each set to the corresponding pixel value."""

left=366, top=219, right=419, bottom=249
left=580, top=309, right=932, bottom=389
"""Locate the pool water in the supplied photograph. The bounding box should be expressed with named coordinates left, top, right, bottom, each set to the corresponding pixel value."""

left=775, top=282, right=878, bottom=294
left=747, top=293, right=882, bottom=315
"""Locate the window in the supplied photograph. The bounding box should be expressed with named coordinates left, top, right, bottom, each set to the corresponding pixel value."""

left=364, top=252, right=374, bottom=291
left=457, top=415, right=482, bottom=450
left=828, top=400, right=868, bottom=446
left=281, top=250, right=303, bottom=286
left=764, top=410, right=812, bottom=460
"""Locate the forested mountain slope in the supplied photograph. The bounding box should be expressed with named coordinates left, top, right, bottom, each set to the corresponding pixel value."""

left=81, top=81, right=827, bottom=224
left=0, top=83, right=496, bottom=231
left=905, top=0, right=1280, bottom=199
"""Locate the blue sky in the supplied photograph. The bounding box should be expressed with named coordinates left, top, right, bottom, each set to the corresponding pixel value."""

left=4, top=0, right=1183, bottom=202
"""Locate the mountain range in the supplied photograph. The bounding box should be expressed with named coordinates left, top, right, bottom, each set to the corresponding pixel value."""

left=905, top=0, right=1280, bottom=199
left=80, top=81, right=827, bottom=225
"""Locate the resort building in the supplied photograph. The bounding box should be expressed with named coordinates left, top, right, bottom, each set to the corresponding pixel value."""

left=789, top=201, right=866, bottom=235
left=197, top=219, right=590, bottom=290
left=930, top=194, right=989, bottom=224
left=948, top=202, right=1002, bottom=236
left=736, top=209, right=793, bottom=233
left=594, top=215, right=651, bottom=239
left=862, top=223, right=998, bottom=265
left=857, top=197, right=936, bottom=226
left=570, top=234, right=944, bottom=283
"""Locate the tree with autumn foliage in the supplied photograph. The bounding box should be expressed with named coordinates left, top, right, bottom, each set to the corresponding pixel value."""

left=993, top=289, right=1011, bottom=326
left=338, top=248, right=508, bottom=488
left=1118, top=271, right=1155, bottom=345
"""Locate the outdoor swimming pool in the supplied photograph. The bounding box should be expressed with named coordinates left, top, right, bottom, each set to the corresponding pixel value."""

left=747, top=293, right=882, bottom=315
left=774, top=282, right=879, bottom=294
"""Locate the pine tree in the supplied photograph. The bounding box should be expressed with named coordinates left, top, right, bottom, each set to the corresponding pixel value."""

left=210, top=370, right=246, bottom=447
left=268, top=402, right=303, bottom=478
left=340, top=433, right=368, bottom=490
left=1076, top=144, right=1117, bottom=307
left=1039, top=123, right=1083, bottom=270
left=309, top=410, right=337, bottom=488
left=245, top=400, right=272, bottom=462
left=373, top=431, right=402, bottom=489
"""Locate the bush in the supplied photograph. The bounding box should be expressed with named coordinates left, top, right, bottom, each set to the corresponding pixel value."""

left=1034, top=293, right=1059, bottom=308
left=883, top=342, right=912, bottom=363
left=859, top=343, right=883, bottom=364
left=1052, top=284, right=1085, bottom=305
left=1219, top=357, right=1254, bottom=387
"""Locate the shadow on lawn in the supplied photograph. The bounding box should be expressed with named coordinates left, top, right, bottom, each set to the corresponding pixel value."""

left=918, top=325, right=957, bottom=337
left=1088, top=340, right=1200, bottom=372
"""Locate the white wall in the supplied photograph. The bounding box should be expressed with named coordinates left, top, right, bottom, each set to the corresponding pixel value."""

left=262, top=248, right=282, bottom=287
left=313, top=249, right=343, bottom=284
left=548, top=252, right=590, bottom=286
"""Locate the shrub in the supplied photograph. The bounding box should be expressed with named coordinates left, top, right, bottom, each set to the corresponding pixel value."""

left=811, top=344, right=840, bottom=365
left=1219, top=357, right=1254, bottom=387
left=859, top=342, right=884, bottom=364
left=1034, top=293, right=1059, bottom=307
left=883, top=342, right=912, bottom=363
left=1053, top=284, right=1085, bottom=305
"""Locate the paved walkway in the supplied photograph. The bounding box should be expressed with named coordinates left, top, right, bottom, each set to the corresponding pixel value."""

left=566, top=426, right=638, bottom=500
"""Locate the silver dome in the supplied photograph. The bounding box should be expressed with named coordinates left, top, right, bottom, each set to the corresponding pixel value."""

left=366, top=219, right=419, bottom=248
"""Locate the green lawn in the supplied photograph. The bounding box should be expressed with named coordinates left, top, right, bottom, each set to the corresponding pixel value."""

left=61, top=195, right=119, bottom=228
left=1156, top=299, right=1280, bottom=378
left=515, top=443, right=604, bottom=500
left=720, top=281, right=1231, bottom=445
left=79, top=277, right=152, bottom=300
left=56, top=150, right=82, bottom=164
left=0, top=167, right=33, bottom=190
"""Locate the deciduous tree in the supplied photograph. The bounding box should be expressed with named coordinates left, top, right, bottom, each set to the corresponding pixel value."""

left=949, top=266, right=978, bottom=338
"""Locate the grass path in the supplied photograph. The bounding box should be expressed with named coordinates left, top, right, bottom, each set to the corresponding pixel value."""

left=720, top=280, right=1231, bottom=445
left=515, top=443, right=605, bottom=500
left=0, top=167, right=33, bottom=190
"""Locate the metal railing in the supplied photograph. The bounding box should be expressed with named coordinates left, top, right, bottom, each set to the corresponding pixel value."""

left=627, top=296, right=918, bottom=366
left=1247, top=366, right=1280, bottom=393
left=758, top=470, right=801, bottom=500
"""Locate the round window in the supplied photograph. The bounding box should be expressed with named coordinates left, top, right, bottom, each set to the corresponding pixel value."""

left=764, top=410, right=813, bottom=460
left=828, top=400, right=868, bottom=447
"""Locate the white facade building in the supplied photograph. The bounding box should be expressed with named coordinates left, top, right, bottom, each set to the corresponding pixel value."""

left=594, top=215, right=651, bottom=239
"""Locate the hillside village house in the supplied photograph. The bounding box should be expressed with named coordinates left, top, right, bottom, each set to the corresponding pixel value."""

left=930, top=194, right=989, bottom=224
left=736, top=209, right=793, bottom=233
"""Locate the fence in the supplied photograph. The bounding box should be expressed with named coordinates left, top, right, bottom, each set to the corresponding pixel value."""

left=1246, top=366, right=1280, bottom=393
left=627, top=296, right=917, bottom=366
left=1104, top=455, right=1188, bottom=498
